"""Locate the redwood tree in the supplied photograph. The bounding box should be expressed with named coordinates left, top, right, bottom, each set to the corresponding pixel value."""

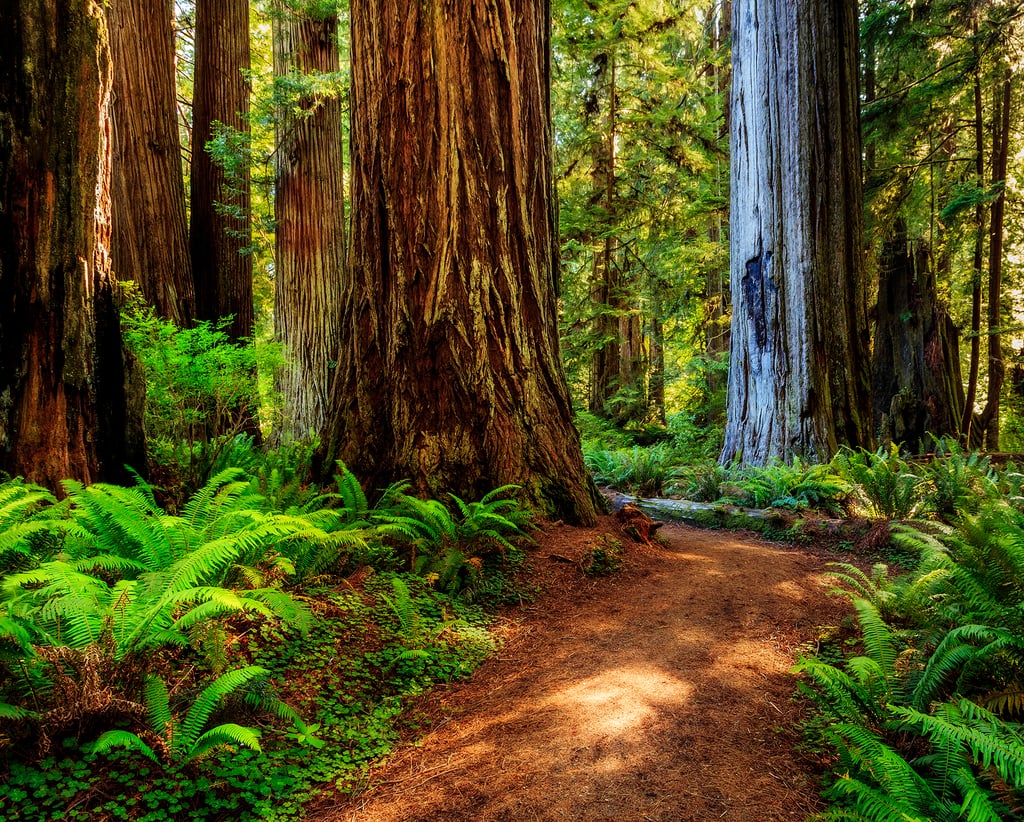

left=190, top=0, right=253, bottom=342
left=721, top=0, right=873, bottom=464
left=320, top=0, right=600, bottom=523
left=107, top=0, right=195, bottom=324
left=273, top=2, right=346, bottom=441
left=0, top=0, right=138, bottom=487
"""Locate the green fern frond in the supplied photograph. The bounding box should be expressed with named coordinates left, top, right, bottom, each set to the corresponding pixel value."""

left=0, top=701, right=35, bottom=720
left=143, top=674, right=173, bottom=737
left=178, top=665, right=269, bottom=755
left=86, top=730, right=160, bottom=763
left=793, top=656, right=882, bottom=722
left=895, top=700, right=1024, bottom=789
left=826, top=722, right=940, bottom=816
left=822, top=772, right=935, bottom=821
left=186, top=723, right=262, bottom=761
left=912, top=625, right=1016, bottom=709
left=850, top=598, right=900, bottom=695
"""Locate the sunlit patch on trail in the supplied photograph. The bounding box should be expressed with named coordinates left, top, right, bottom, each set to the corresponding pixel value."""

left=542, top=666, right=692, bottom=737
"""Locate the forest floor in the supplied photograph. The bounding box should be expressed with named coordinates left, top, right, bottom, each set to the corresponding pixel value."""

left=305, top=515, right=852, bottom=822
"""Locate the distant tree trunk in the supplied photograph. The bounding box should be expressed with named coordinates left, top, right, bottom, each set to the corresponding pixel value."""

left=648, top=311, right=667, bottom=425
left=871, top=221, right=964, bottom=451
left=704, top=0, right=730, bottom=399
left=588, top=52, right=619, bottom=419
left=0, top=0, right=141, bottom=487
left=190, top=0, right=253, bottom=342
left=978, top=68, right=1012, bottom=450
left=273, top=6, right=346, bottom=442
left=107, top=0, right=194, bottom=324
left=722, top=0, right=872, bottom=465
left=962, top=28, right=985, bottom=446
left=320, top=0, right=600, bottom=524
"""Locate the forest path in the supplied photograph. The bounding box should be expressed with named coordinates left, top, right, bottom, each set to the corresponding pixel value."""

left=308, top=518, right=848, bottom=822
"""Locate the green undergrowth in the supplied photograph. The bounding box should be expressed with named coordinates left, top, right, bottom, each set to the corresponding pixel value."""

left=794, top=506, right=1024, bottom=820
left=0, top=457, right=531, bottom=821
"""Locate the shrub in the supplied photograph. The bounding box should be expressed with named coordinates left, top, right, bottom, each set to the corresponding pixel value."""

left=832, top=445, right=923, bottom=520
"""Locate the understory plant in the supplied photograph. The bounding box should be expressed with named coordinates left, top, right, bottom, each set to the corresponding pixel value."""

left=795, top=503, right=1024, bottom=820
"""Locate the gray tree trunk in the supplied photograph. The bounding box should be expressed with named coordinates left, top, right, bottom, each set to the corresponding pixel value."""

left=721, top=0, right=872, bottom=465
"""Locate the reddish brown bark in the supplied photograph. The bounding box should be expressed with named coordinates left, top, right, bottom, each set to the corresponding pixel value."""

left=108, top=0, right=194, bottom=324
left=190, top=0, right=253, bottom=342
left=321, top=0, right=600, bottom=524
left=273, top=6, right=346, bottom=442
left=978, top=68, right=1012, bottom=449
left=0, top=0, right=138, bottom=487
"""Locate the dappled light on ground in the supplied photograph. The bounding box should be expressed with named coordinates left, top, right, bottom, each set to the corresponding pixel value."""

left=310, top=520, right=848, bottom=822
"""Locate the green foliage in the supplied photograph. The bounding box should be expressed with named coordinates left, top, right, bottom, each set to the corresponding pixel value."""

left=584, top=443, right=681, bottom=497
left=379, top=485, right=532, bottom=595
left=88, top=666, right=278, bottom=764
left=921, top=438, right=998, bottom=523
left=120, top=292, right=282, bottom=492
left=583, top=535, right=623, bottom=577
left=674, top=459, right=728, bottom=502
left=798, top=501, right=1024, bottom=820
left=725, top=458, right=849, bottom=514
left=833, top=445, right=923, bottom=520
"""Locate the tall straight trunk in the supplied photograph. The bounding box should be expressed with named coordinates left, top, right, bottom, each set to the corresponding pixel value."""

left=722, top=0, right=872, bottom=465
left=320, top=0, right=600, bottom=524
left=0, top=0, right=139, bottom=487
left=273, top=6, right=346, bottom=442
left=588, top=52, right=619, bottom=418
left=962, top=28, right=985, bottom=445
left=979, top=68, right=1012, bottom=449
left=107, top=0, right=194, bottom=324
left=704, top=0, right=730, bottom=399
left=648, top=311, right=667, bottom=425
left=190, top=0, right=253, bottom=342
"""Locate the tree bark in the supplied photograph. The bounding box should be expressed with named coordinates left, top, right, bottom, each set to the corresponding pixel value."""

left=273, top=5, right=346, bottom=442
left=978, top=68, right=1012, bottom=450
left=0, top=0, right=140, bottom=487
left=320, top=0, right=600, bottom=524
left=962, top=36, right=985, bottom=446
left=190, top=0, right=253, bottom=342
left=871, top=221, right=964, bottom=451
left=721, top=0, right=872, bottom=465
left=107, top=0, right=194, bottom=325
left=588, top=52, right=619, bottom=419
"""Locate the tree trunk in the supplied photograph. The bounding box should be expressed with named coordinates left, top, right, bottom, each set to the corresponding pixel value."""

left=0, top=0, right=140, bottom=487
left=722, top=0, right=872, bottom=465
left=871, top=221, right=964, bottom=451
left=962, top=27, right=985, bottom=446
left=978, top=68, right=1012, bottom=450
left=704, top=0, right=730, bottom=400
left=320, top=0, right=600, bottom=524
left=588, top=52, right=619, bottom=419
left=273, top=5, right=346, bottom=442
left=107, top=0, right=194, bottom=325
left=190, top=0, right=253, bottom=342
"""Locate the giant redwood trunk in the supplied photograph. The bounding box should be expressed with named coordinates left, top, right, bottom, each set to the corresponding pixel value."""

left=190, top=0, right=253, bottom=342
left=321, top=0, right=600, bottom=524
left=0, top=0, right=138, bottom=487
left=107, top=0, right=194, bottom=324
left=871, top=222, right=964, bottom=452
left=273, top=6, right=346, bottom=442
left=721, top=0, right=872, bottom=465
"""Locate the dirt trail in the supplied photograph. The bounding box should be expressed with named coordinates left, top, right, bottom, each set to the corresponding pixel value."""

left=309, top=519, right=848, bottom=822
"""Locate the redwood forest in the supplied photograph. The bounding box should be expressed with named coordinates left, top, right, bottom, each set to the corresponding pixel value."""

left=2, top=0, right=1024, bottom=819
